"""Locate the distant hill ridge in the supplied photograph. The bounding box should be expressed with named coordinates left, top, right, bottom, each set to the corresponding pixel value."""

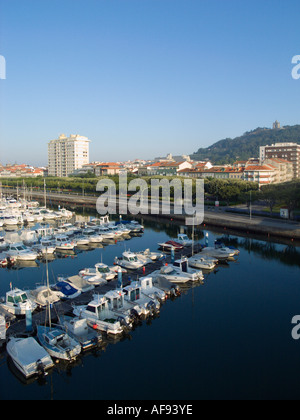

left=190, top=124, right=300, bottom=164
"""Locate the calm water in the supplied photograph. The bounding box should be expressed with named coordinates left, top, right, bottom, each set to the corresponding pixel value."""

left=0, top=217, right=300, bottom=400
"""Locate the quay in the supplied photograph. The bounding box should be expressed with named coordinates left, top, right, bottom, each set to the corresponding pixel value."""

left=5, top=244, right=203, bottom=337
left=3, top=188, right=300, bottom=241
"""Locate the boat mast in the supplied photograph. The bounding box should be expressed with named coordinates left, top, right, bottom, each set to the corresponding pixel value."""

left=46, top=250, right=51, bottom=329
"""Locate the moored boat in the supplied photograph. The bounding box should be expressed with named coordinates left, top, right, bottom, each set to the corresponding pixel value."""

left=6, top=336, right=54, bottom=378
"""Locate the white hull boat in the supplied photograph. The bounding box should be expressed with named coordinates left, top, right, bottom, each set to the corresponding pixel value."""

left=61, top=316, right=102, bottom=351
left=201, top=247, right=235, bottom=260
left=114, top=251, right=145, bottom=270
left=122, top=280, right=161, bottom=316
left=151, top=264, right=200, bottom=284
left=55, top=235, right=76, bottom=251
left=37, top=325, right=81, bottom=361
left=73, top=296, right=126, bottom=336
left=0, top=288, right=37, bottom=316
left=6, top=243, right=39, bottom=262
left=188, top=255, right=217, bottom=270
left=79, top=263, right=116, bottom=281
left=6, top=337, right=54, bottom=378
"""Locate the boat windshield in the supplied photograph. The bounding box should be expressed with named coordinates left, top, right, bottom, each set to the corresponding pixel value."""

left=16, top=245, right=26, bottom=251
left=97, top=266, right=110, bottom=273
left=12, top=293, right=28, bottom=303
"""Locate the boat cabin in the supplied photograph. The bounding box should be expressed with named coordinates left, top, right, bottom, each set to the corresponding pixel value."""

left=105, top=290, right=125, bottom=310
left=85, top=296, right=109, bottom=319
left=43, top=329, right=67, bottom=348
left=6, top=288, right=30, bottom=306
left=173, top=258, right=189, bottom=273
left=122, top=284, right=141, bottom=303
left=123, top=252, right=139, bottom=263
left=95, top=263, right=111, bottom=275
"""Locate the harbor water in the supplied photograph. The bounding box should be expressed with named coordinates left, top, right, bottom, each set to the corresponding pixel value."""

left=0, top=216, right=300, bottom=400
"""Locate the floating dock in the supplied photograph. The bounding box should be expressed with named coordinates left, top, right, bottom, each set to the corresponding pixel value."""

left=6, top=244, right=203, bottom=337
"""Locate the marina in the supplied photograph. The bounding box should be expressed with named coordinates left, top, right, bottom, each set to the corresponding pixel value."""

left=0, top=197, right=299, bottom=400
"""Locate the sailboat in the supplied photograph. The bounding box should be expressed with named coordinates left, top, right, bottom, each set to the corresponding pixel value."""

left=36, top=253, right=81, bottom=361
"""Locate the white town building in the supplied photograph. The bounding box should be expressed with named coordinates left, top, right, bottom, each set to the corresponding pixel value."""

left=48, top=134, right=90, bottom=177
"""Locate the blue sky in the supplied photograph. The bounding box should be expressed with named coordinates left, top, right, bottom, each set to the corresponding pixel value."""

left=0, top=0, right=300, bottom=166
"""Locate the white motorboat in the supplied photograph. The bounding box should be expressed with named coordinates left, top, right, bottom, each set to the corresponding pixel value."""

left=96, top=227, right=117, bottom=240
left=73, top=295, right=126, bottom=336
left=32, top=237, right=56, bottom=255
left=201, top=246, right=235, bottom=260
left=97, top=290, right=135, bottom=327
left=88, top=233, right=104, bottom=244
left=55, top=235, right=76, bottom=251
left=172, top=258, right=204, bottom=280
left=105, top=290, right=139, bottom=325
left=2, top=215, right=19, bottom=226
left=40, top=209, right=58, bottom=220
left=114, top=251, right=145, bottom=270
left=31, top=210, right=44, bottom=222
left=215, top=240, right=240, bottom=256
left=188, top=255, right=217, bottom=270
left=136, top=248, right=164, bottom=261
left=61, top=316, right=102, bottom=351
left=79, top=263, right=116, bottom=281
left=6, top=336, right=54, bottom=378
left=0, top=288, right=37, bottom=316
left=136, top=276, right=167, bottom=304
left=116, top=224, right=132, bottom=235
left=109, top=226, right=125, bottom=237
left=134, top=251, right=153, bottom=266
left=6, top=243, right=39, bottom=262
left=127, top=220, right=144, bottom=232
left=104, top=289, right=143, bottom=320
left=37, top=325, right=82, bottom=361
left=176, top=233, right=194, bottom=247
left=122, top=279, right=161, bottom=316
left=54, top=207, right=73, bottom=219
left=151, top=264, right=199, bottom=284
left=75, top=236, right=90, bottom=246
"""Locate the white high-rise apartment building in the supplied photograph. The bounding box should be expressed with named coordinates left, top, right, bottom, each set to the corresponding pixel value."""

left=260, top=142, right=300, bottom=178
left=48, top=134, right=90, bottom=177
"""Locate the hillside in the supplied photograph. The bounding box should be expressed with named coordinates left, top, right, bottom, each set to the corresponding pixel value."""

left=191, top=125, right=300, bottom=164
